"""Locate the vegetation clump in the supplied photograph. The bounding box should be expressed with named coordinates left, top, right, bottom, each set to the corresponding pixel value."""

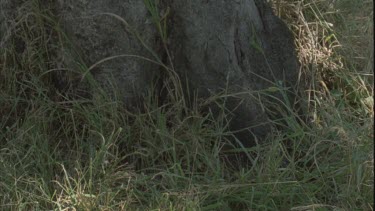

left=0, top=0, right=373, bottom=210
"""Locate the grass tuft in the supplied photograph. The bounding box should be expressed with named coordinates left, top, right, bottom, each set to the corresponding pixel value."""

left=0, top=0, right=373, bottom=210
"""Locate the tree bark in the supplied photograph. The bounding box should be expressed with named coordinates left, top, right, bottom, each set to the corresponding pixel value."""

left=0, top=0, right=299, bottom=147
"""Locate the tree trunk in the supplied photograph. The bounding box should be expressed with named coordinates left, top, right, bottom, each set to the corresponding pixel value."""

left=0, top=0, right=299, bottom=147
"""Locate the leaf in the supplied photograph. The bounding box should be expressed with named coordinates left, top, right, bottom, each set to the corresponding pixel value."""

left=266, top=86, right=280, bottom=92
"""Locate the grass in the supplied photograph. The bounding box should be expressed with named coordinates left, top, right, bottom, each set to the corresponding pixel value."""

left=0, top=0, right=373, bottom=210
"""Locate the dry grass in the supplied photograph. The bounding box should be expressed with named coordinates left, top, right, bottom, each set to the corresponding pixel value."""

left=0, top=0, right=373, bottom=210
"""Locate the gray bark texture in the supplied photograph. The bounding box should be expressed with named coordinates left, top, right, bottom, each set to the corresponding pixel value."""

left=1, top=0, right=299, bottom=147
